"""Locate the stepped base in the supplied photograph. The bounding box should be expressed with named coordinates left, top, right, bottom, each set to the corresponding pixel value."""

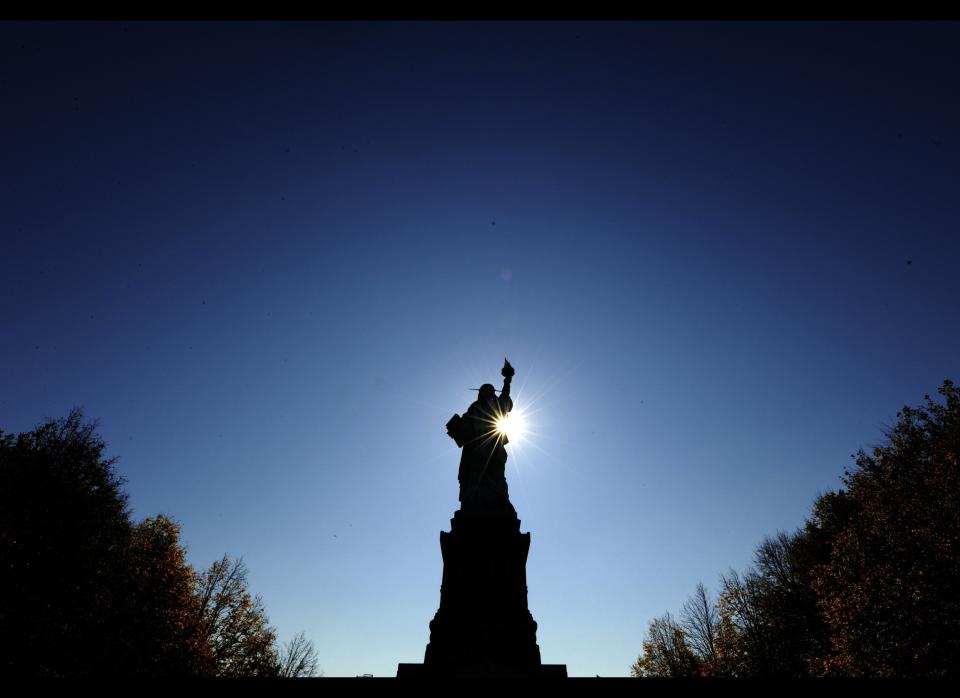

left=397, top=662, right=567, bottom=678
left=398, top=509, right=566, bottom=678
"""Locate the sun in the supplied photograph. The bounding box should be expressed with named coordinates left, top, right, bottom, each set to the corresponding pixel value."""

left=495, top=409, right=527, bottom=444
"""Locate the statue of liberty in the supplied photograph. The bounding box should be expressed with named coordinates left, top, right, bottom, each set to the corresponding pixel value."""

left=445, top=358, right=516, bottom=515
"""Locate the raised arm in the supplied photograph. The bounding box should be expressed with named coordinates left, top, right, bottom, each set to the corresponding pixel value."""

left=500, top=358, right=515, bottom=410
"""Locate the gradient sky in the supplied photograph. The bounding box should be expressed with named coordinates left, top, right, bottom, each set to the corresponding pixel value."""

left=2, top=21, right=959, bottom=677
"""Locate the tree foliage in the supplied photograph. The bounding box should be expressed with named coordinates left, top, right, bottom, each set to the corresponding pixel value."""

left=633, top=380, right=960, bottom=677
left=119, top=516, right=214, bottom=675
left=715, top=530, right=827, bottom=676
left=0, top=410, right=135, bottom=675
left=810, top=380, right=960, bottom=676
left=197, top=555, right=279, bottom=677
left=1, top=409, right=319, bottom=677
left=630, top=612, right=699, bottom=677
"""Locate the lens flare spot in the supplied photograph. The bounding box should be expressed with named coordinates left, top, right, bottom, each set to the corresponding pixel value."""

left=495, top=409, right=527, bottom=443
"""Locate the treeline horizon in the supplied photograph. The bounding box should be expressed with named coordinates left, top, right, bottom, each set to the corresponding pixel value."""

left=0, top=409, right=320, bottom=678
left=3, top=382, right=957, bottom=677
left=632, top=380, right=960, bottom=678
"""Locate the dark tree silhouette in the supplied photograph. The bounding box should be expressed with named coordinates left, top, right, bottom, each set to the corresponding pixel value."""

left=196, top=555, right=279, bottom=676
left=0, top=409, right=316, bottom=677
left=277, top=631, right=321, bottom=678
left=716, top=530, right=825, bottom=677
left=630, top=612, right=699, bottom=677
left=118, top=516, right=213, bottom=675
left=680, top=582, right=724, bottom=675
left=632, top=380, right=960, bottom=678
left=810, top=380, right=960, bottom=676
left=0, top=409, right=133, bottom=676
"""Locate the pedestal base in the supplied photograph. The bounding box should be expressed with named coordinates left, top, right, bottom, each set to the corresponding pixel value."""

left=397, top=510, right=566, bottom=678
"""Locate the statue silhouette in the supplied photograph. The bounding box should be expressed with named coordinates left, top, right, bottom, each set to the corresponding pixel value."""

left=398, top=358, right=566, bottom=677
left=446, top=358, right=516, bottom=515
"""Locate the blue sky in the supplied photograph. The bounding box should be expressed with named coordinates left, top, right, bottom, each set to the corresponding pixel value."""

left=2, top=21, right=959, bottom=676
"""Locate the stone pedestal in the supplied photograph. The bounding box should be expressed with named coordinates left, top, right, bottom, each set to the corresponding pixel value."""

left=397, top=510, right=567, bottom=678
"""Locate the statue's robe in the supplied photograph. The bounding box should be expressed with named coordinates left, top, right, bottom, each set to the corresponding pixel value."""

left=457, top=394, right=516, bottom=515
